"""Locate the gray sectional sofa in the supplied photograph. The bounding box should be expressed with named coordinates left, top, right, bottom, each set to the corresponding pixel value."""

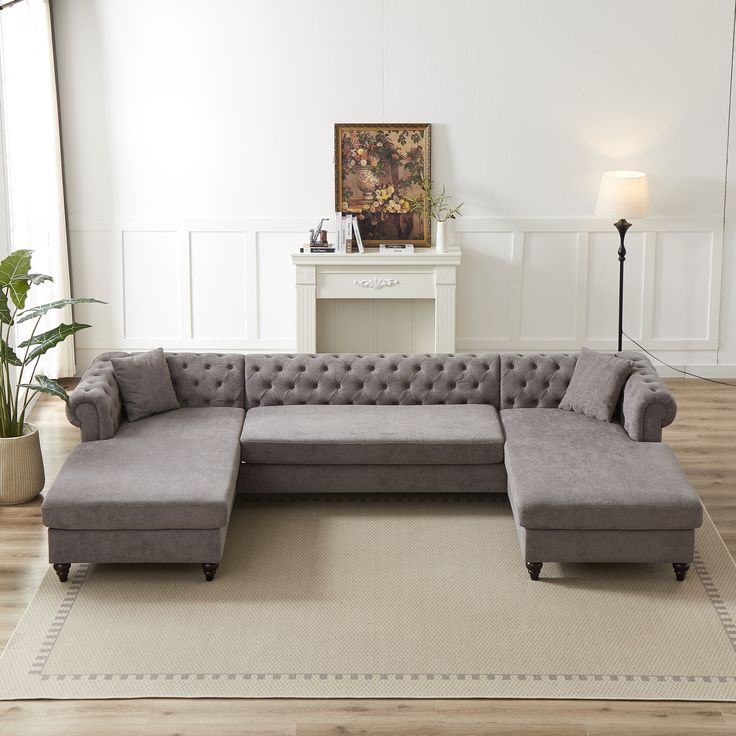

left=42, top=351, right=703, bottom=583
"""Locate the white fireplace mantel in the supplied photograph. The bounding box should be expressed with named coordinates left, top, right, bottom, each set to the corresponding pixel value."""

left=291, top=246, right=461, bottom=353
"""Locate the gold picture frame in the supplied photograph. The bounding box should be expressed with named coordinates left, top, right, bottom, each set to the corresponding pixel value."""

left=334, top=123, right=431, bottom=247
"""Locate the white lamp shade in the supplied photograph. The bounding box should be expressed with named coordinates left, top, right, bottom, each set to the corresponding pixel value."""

left=595, top=170, right=650, bottom=220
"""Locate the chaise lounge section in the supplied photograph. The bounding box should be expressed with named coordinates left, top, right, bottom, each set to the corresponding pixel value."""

left=502, top=409, right=703, bottom=580
left=44, top=353, right=246, bottom=581
left=42, top=350, right=703, bottom=582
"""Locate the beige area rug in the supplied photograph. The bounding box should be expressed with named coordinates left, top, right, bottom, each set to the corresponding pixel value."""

left=1, top=495, right=736, bottom=700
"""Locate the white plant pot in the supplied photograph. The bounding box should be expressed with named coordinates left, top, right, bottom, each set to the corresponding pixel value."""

left=0, top=423, right=45, bottom=505
left=436, top=220, right=448, bottom=253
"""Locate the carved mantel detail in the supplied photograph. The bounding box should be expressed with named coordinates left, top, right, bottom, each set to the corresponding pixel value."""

left=353, top=278, right=399, bottom=290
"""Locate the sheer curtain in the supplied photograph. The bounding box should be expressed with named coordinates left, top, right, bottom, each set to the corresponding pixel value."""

left=0, top=0, right=75, bottom=378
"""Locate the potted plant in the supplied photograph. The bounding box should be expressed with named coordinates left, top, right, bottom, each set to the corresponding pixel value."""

left=0, top=249, right=102, bottom=504
left=408, top=177, right=464, bottom=253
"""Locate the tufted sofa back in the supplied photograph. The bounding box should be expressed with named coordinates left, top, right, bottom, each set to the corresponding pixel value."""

left=93, top=351, right=246, bottom=409
left=74, top=349, right=673, bottom=443
left=244, top=354, right=501, bottom=411
left=500, top=353, right=578, bottom=409
left=165, top=353, right=245, bottom=408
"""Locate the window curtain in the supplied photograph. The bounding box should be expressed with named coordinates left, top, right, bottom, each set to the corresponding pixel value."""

left=0, top=0, right=75, bottom=378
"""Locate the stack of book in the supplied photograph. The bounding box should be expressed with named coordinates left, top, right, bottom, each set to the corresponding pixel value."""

left=333, top=212, right=364, bottom=253
left=303, top=213, right=364, bottom=253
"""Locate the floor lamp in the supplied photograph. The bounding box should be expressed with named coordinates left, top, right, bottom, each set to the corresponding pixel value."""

left=594, top=171, right=650, bottom=352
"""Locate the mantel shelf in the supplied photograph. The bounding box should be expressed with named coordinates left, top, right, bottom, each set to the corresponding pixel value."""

left=291, top=246, right=461, bottom=267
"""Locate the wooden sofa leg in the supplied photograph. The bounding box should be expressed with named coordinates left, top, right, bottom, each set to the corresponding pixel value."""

left=673, top=562, right=690, bottom=582
left=53, top=563, right=71, bottom=582
left=202, top=563, right=219, bottom=582
left=526, top=562, right=543, bottom=581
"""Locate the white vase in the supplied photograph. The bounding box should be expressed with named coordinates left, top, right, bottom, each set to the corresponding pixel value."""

left=436, top=220, right=448, bottom=253
left=0, top=423, right=45, bottom=505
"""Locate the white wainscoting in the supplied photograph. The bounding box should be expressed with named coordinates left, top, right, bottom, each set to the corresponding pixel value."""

left=68, top=216, right=722, bottom=370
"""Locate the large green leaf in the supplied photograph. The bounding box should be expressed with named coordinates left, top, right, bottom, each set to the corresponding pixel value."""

left=19, top=322, right=90, bottom=363
left=0, top=290, right=11, bottom=325
left=0, top=337, right=22, bottom=366
left=18, top=297, right=106, bottom=324
left=20, top=375, right=69, bottom=403
left=0, top=250, right=33, bottom=309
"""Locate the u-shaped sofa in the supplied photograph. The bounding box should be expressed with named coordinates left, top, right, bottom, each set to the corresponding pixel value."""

left=42, top=351, right=702, bottom=583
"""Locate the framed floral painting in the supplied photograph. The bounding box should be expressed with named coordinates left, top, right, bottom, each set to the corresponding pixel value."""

left=334, top=123, right=431, bottom=246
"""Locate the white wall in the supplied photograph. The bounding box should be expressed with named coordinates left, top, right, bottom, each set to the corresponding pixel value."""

left=721, top=7, right=736, bottom=368
left=51, top=0, right=736, bottom=370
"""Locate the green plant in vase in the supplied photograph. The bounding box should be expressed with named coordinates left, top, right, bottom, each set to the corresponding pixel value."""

left=0, top=248, right=103, bottom=503
left=407, top=177, right=464, bottom=252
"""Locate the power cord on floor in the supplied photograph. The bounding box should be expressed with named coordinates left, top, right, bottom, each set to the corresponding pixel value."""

left=622, top=331, right=736, bottom=388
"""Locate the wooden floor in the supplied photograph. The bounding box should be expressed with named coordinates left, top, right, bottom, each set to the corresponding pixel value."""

left=1, top=378, right=736, bottom=735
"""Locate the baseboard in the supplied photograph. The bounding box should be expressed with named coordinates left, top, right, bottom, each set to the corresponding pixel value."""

left=654, top=364, right=736, bottom=379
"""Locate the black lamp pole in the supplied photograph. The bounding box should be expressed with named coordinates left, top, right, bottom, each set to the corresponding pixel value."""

left=614, top=218, right=632, bottom=353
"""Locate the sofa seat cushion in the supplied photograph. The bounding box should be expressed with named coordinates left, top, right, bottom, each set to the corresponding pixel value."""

left=500, top=409, right=702, bottom=531
left=242, top=404, right=505, bottom=465
left=42, top=408, right=245, bottom=531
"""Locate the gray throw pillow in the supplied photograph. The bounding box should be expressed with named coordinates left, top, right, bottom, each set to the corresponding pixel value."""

left=111, top=348, right=180, bottom=422
left=559, top=348, right=633, bottom=422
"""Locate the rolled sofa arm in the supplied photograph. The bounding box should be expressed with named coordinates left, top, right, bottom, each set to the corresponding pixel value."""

left=618, top=351, right=677, bottom=442
left=66, top=352, right=128, bottom=442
